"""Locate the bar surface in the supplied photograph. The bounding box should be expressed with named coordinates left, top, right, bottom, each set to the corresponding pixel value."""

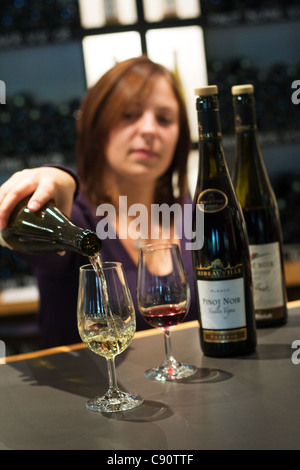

left=1, top=301, right=300, bottom=450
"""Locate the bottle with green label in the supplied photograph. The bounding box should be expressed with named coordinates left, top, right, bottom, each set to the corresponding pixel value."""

left=0, top=197, right=101, bottom=257
left=192, top=85, right=256, bottom=357
left=231, top=84, right=287, bottom=327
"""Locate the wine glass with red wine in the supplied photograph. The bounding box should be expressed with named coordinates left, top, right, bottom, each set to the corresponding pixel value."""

left=137, top=243, right=197, bottom=381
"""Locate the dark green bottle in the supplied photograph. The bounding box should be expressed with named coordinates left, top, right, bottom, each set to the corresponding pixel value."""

left=192, top=85, right=256, bottom=357
left=0, top=197, right=101, bottom=257
left=231, top=84, right=287, bottom=327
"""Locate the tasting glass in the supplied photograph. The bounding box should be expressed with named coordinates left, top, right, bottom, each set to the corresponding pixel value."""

left=137, top=244, right=197, bottom=381
left=77, top=262, right=143, bottom=412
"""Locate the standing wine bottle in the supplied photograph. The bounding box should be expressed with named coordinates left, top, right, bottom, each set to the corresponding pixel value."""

left=103, top=0, right=119, bottom=25
left=0, top=197, right=101, bottom=257
left=192, top=85, right=256, bottom=357
left=163, top=0, right=177, bottom=18
left=231, top=84, right=287, bottom=327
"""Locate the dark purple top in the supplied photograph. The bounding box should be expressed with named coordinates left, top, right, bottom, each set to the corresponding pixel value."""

left=20, top=193, right=198, bottom=348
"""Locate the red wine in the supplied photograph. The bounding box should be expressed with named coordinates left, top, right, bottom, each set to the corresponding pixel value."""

left=140, top=304, right=187, bottom=329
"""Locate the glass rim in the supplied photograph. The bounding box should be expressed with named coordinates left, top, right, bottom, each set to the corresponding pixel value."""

left=80, top=261, right=123, bottom=271
left=139, top=243, right=179, bottom=252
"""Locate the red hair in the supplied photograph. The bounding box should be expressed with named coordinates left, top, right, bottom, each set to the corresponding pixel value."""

left=76, top=55, right=192, bottom=206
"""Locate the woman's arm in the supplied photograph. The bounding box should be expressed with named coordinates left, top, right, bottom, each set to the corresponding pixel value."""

left=0, top=166, right=77, bottom=229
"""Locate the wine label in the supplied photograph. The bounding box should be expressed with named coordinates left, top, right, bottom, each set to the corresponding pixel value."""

left=195, top=260, right=243, bottom=279
left=249, top=242, right=284, bottom=309
left=197, top=189, right=228, bottom=213
left=197, top=278, right=246, bottom=332
left=202, top=328, right=247, bottom=343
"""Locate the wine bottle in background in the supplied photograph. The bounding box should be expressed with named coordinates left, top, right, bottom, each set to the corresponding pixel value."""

left=163, top=0, right=177, bottom=19
left=103, top=0, right=119, bottom=25
left=173, top=50, right=186, bottom=103
left=0, top=197, right=101, bottom=257
left=192, top=85, right=256, bottom=357
left=231, top=84, right=287, bottom=327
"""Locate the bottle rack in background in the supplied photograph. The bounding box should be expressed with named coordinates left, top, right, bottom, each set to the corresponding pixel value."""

left=0, top=94, right=80, bottom=180
left=0, top=0, right=80, bottom=48
left=0, top=92, right=81, bottom=292
left=201, top=0, right=300, bottom=26
left=273, top=174, right=300, bottom=246
left=207, top=58, right=300, bottom=139
left=0, top=245, right=33, bottom=290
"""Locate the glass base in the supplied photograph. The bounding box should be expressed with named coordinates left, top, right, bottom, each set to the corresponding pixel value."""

left=86, top=389, right=144, bottom=413
left=144, top=358, right=197, bottom=382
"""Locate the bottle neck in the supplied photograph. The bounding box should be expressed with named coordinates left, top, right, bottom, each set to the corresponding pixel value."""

left=75, top=229, right=101, bottom=257
left=232, top=91, right=273, bottom=207
left=196, top=94, right=222, bottom=141
left=232, top=93, right=257, bottom=133
left=196, top=94, right=228, bottom=184
left=43, top=208, right=101, bottom=256
left=3, top=201, right=101, bottom=257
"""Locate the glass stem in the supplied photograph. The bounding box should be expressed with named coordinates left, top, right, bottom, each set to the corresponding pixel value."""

left=106, top=357, right=120, bottom=398
left=164, top=330, right=176, bottom=364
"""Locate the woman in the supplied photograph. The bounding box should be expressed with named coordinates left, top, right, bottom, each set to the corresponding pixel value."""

left=0, top=56, right=197, bottom=348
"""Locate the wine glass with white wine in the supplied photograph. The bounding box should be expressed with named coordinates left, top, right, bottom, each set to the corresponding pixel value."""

left=77, top=262, right=143, bottom=412
left=137, top=243, right=197, bottom=381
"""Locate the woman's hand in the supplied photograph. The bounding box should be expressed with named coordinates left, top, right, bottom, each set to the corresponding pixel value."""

left=0, top=167, right=77, bottom=229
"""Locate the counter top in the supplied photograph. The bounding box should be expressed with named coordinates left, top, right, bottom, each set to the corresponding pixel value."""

left=1, top=301, right=300, bottom=451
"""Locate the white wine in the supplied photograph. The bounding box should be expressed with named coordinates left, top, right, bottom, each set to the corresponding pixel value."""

left=81, top=254, right=136, bottom=358
left=192, top=85, right=256, bottom=357
left=231, top=84, right=287, bottom=327
left=89, top=251, right=111, bottom=320
left=0, top=196, right=101, bottom=256
left=80, top=317, right=135, bottom=359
